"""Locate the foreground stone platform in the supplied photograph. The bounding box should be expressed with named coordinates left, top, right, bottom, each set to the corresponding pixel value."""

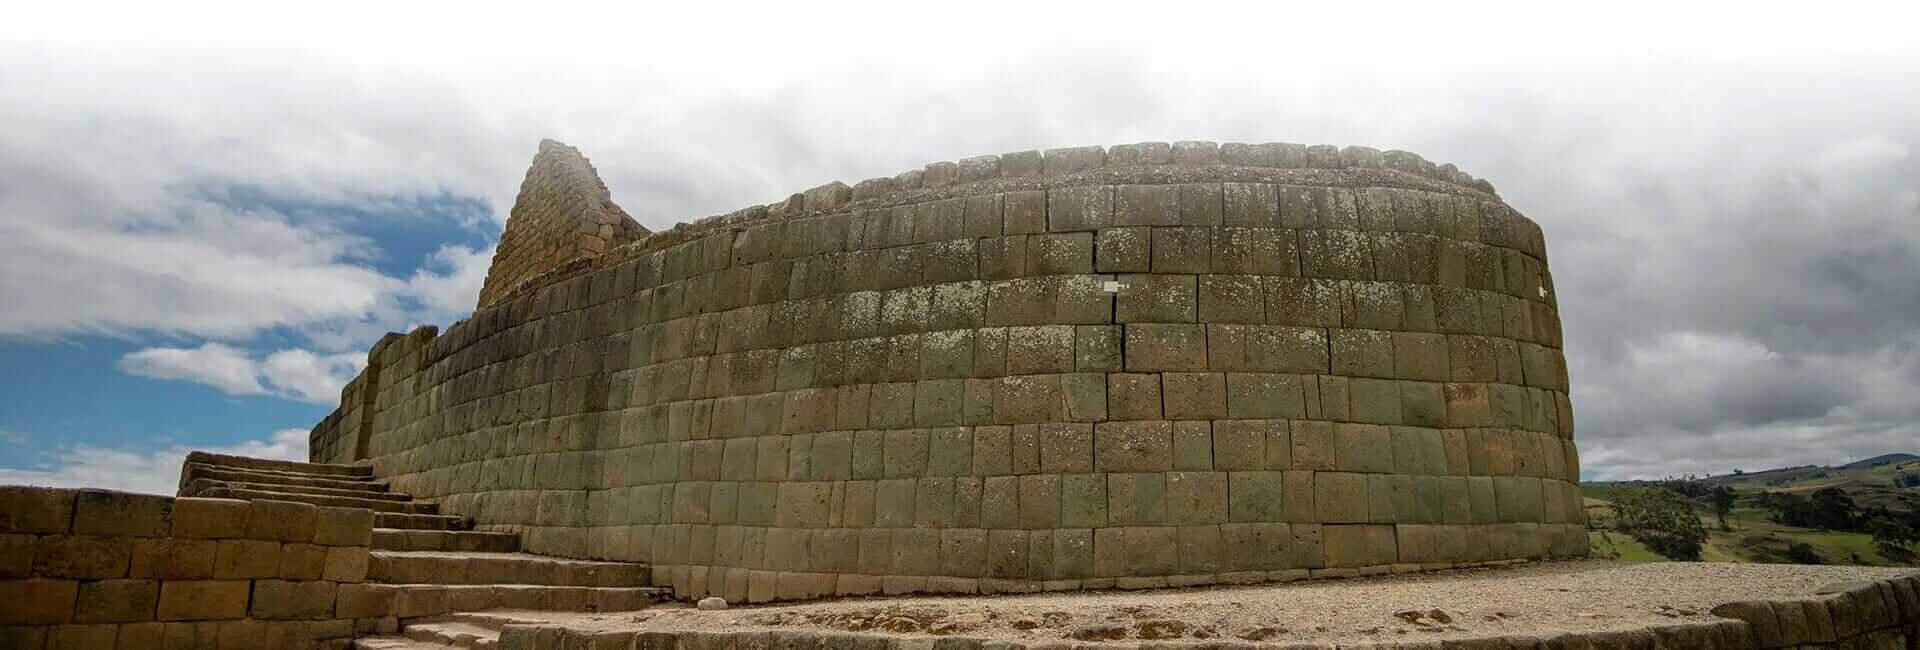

left=356, top=561, right=1919, bottom=648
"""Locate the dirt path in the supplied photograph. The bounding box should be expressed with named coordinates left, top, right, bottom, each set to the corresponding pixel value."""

left=487, top=561, right=1913, bottom=645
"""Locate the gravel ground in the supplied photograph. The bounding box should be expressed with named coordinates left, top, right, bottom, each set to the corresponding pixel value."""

left=485, top=561, right=1914, bottom=645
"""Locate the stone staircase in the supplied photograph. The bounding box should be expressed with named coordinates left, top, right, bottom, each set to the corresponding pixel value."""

left=177, top=452, right=669, bottom=647
left=348, top=612, right=560, bottom=649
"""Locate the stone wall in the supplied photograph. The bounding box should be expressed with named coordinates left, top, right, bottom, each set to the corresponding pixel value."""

left=316, top=140, right=1586, bottom=603
left=476, top=139, right=648, bottom=309
left=0, top=485, right=380, bottom=649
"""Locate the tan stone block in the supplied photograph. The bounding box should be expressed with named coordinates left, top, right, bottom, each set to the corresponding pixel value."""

left=278, top=543, right=326, bottom=580
left=157, top=580, right=250, bottom=621
left=47, top=624, right=117, bottom=650
left=313, top=507, right=373, bottom=546
left=0, top=578, right=79, bottom=624
left=1315, top=472, right=1369, bottom=524
left=251, top=580, right=337, bottom=620
left=246, top=500, right=318, bottom=543
left=0, top=533, right=30, bottom=579
left=34, top=535, right=131, bottom=579
left=117, top=621, right=164, bottom=648
left=74, top=489, right=173, bottom=538
left=394, top=585, right=447, bottom=618
left=322, top=546, right=368, bottom=583
left=333, top=583, right=397, bottom=618
left=171, top=498, right=251, bottom=540
left=129, top=538, right=217, bottom=579
left=0, top=486, right=76, bottom=534
left=214, top=539, right=280, bottom=579
left=216, top=618, right=266, bottom=650
left=73, top=578, right=158, bottom=623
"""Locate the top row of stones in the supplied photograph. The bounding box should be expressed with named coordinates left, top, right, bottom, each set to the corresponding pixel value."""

left=659, top=142, right=1495, bottom=244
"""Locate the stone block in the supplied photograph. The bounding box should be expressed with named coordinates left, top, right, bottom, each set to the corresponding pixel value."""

left=1123, top=527, right=1179, bottom=576
left=171, top=498, right=250, bottom=539
left=1225, top=373, right=1306, bottom=419
left=278, top=542, right=326, bottom=580
left=1330, top=328, right=1394, bottom=378
left=1018, top=475, right=1061, bottom=529
left=1095, top=421, right=1173, bottom=472
left=1007, top=325, right=1076, bottom=375
left=1324, top=524, right=1397, bottom=568
left=1211, top=420, right=1266, bottom=472
left=1315, top=472, right=1369, bottom=524
left=1107, top=372, right=1164, bottom=421
left=214, top=539, right=280, bottom=579
left=1004, top=190, right=1047, bottom=234
left=1166, top=472, right=1227, bottom=525
left=0, top=578, right=79, bottom=624
left=0, top=533, right=31, bottom=579
left=1290, top=420, right=1336, bottom=471
left=314, top=506, right=373, bottom=546
left=1124, top=324, right=1207, bottom=371
left=1095, top=228, right=1150, bottom=273
left=1348, top=377, right=1403, bottom=425
left=1230, top=471, right=1289, bottom=522
left=1161, top=372, right=1226, bottom=420
left=251, top=580, right=337, bottom=620
left=1039, top=423, right=1095, bottom=473
left=1198, top=275, right=1264, bottom=324
left=1336, top=421, right=1397, bottom=473
left=157, top=580, right=251, bottom=621
left=1107, top=472, right=1168, bottom=526
left=395, top=585, right=448, bottom=618
left=1060, top=475, right=1107, bottom=528
left=323, top=546, right=369, bottom=583
left=1172, top=421, right=1214, bottom=471
left=1116, top=184, right=1179, bottom=226
left=129, top=537, right=216, bottom=579
left=1029, top=232, right=1093, bottom=275
left=1047, top=185, right=1113, bottom=231
left=247, top=500, right=318, bottom=543
left=1151, top=228, right=1211, bottom=274
left=34, top=535, right=131, bottom=579
left=0, top=486, right=76, bottom=534
left=117, top=622, right=164, bottom=648
left=1116, top=273, right=1196, bottom=323
left=74, top=489, right=172, bottom=537
left=1177, top=525, right=1225, bottom=574
left=1222, top=182, right=1281, bottom=226
left=47, top=624, right=117, bottom=650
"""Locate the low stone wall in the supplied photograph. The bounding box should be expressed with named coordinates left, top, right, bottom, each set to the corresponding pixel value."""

left=487, top=573, right=1920, bottom=649
left=0, top=485, right=395, bottom=649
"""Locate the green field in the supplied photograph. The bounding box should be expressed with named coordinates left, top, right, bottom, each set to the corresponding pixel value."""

left=1581, top=456, right=1918, bottom=567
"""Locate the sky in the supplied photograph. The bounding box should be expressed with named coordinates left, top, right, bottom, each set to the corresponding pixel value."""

left=2, top=2, right=1918, bottom=493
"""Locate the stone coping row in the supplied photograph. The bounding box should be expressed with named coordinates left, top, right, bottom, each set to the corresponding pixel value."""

left=482, top=141, right=1513, bottom=312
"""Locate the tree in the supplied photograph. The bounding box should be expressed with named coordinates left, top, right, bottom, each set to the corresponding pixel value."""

left=1864, top=507, right=1919, bottom=561
left=1785, top=542, right=1823, bottom=565
left=1612, top=486, right=1709, bottom=561
left=1709, top=486, right=1737, bottom=531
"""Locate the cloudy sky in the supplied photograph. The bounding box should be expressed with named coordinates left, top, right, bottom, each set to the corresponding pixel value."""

left=2, top=2, right=1917, bottom=492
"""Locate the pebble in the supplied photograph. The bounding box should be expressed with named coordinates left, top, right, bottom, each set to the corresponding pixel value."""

left=697, top=597, right=729, bottom=611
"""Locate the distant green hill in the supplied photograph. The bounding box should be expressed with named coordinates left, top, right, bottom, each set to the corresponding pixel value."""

left=1583, top=454, right=1919, bottom=567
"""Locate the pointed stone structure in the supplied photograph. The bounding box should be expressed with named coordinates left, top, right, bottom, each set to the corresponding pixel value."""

left=476, top=139, right=647, bottom=308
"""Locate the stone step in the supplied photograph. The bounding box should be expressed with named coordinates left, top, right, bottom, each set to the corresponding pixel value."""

left=374, top=529, right=521, bottom=553
left=196, top=478, right=413, bottom=502
left=185, top=450, right=371, bottom=477
left=405, top=621, right=498, bottom=649
left=189, top=483, right=440, bottom=514
left=181, top=462, right=389, bottom=492
left=351, top=638, right=458, bottom=650
left=377, top=512, right=473, bottom=531
left=372, top=583, right=669, bottom=618
left=369, top=551, right=650, bottom=587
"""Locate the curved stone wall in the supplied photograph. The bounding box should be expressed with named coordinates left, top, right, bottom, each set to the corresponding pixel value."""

left=319, top=140, right=1586, bottom=602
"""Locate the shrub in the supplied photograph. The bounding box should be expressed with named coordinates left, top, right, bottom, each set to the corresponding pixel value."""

left=1612, top=486, right=1708, bottom=561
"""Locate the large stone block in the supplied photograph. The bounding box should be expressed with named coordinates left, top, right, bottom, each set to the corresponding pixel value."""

left=1124, top=324, right=1207, bottom=372
left=170, top=498, right=250, bottom=540
left=34, top=535, right=131, bottom=579
left=157, top=580, right=251, bottom=621
left=0, top=578, right=79, bottom=625
left=0, top=486, right=76, bottom=534
left=73, top=579, right=158, bottom=623
left=73, top=489, right=172, bottom=537
left=246, top=500, right=319, bottom=543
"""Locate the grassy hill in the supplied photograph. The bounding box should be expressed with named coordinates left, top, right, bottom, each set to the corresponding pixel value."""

left=1583, top=455, right=1919, bottom=567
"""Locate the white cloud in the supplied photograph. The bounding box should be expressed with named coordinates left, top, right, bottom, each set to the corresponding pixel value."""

left=119, top=342, right=365, bottom=404
left=0, top=429, right=307, bottom=496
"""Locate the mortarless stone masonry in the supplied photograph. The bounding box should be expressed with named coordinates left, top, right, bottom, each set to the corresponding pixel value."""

left=306, top=139, right=1588, bottom=603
